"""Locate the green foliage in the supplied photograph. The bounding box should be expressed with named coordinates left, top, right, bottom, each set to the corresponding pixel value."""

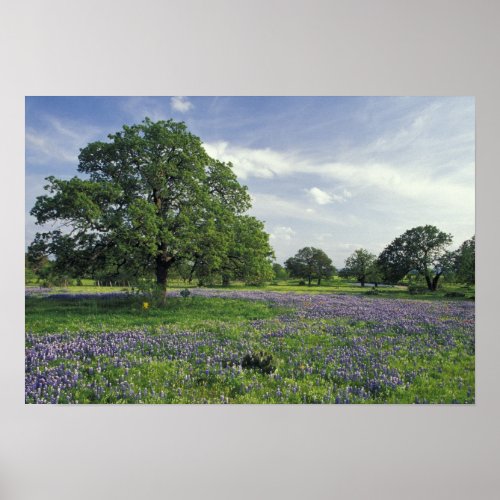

left=180, top=288, right=191, bottom=299
left=272, top=263, right=289, bottom=280
left=453, top=236, right=475, bottom=285
left=378, top=225, right=453, bottom=291
left=285, top=247, right=335, bottom=286
left=241, top=351, right=276, bottom=374
left=337, top=267, right=351, bottom=279
left=219, top=216, right=275, bottom=286
left=130, top=280, right=167, bottom=307
left=28, top=118, right=273, bottom=289
left=344, top=248, right=377, bottom=286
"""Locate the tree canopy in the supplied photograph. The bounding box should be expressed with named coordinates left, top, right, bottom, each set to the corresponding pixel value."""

left=285, top=247, right=335, bottom=286
left=377, top=225, right=453, bottom=291
left=344, top=248, right=377, bottom=287
left=28, top=118, right=273, bottom=288
left=452, top=235, right=475, bottom=285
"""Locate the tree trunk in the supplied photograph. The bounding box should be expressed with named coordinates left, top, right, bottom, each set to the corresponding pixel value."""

left=156, top=254, right=172, bottom=290
left=222, top=274, right=230, bottom=286
left=360, top=276, right=365, bottom=287
left=431, top=272, right=442, bottom=291
left=308, top=275, right=312, bottom=286
left=424, top=274, right=432, bottom=291
left=317, top=277, right=321, bottom=286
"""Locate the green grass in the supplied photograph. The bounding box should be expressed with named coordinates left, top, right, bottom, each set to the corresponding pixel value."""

left=26, top=277, right=475, bottom=301
left=25, top=295, right=289, bottom=334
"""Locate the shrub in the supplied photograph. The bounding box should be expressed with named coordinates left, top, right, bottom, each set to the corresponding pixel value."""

left=180, top=288, right=191, bottom=299
left=241, top=351, right=276, bottom=374
left=444, top=291, right=466, bottom=298
left=366, top=287, right=380, bottom=296
left=298, top=280, right=306, bottom=286
left=407, top=284, right=427, bottom=295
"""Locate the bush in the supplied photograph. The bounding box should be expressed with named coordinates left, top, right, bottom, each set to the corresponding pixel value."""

left=407, top=284, right=427, bottom=295
left=180, top=288, right=191, bottom=299
left=366, top=287, right=380, bottom=296
left=444, top=291, right=466, bottom=298
left=298, top=280, right=306, bottom=286
left=241, top=351, right=276, bottom=374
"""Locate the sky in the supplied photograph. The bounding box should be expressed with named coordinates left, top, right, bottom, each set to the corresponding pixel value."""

left=25, top=96, right=475, bottom=267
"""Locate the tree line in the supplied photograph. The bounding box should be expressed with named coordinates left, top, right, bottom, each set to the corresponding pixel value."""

left=280, top=228, right=474, bottom=291
left=26, top=118, right=475, bottom=291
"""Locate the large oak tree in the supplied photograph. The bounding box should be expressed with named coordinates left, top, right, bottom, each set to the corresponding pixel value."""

left=28, top=118, right=272, bottom=289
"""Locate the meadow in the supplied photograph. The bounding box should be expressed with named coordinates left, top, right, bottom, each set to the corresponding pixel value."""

left=25, top=281, right=475, bottom=404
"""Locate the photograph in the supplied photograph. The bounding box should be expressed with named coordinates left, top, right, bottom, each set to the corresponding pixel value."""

left=25, top=96, right=475, bottom=404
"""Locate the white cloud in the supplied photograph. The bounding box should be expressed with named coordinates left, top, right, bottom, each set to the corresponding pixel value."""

left=170, top=96, right=193, bottom=113
left=307, top=187, right=333, bottom=205
left=306, top=187, right=353, bottom=205
left=203, top=141, right=297, bottom=179
left=269, top=226, right=296, bottom=241
left=205, top=138, right=473, bottom=221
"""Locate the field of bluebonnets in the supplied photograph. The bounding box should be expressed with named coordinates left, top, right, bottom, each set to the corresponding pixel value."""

left=25, top=287, right=475, bottom=404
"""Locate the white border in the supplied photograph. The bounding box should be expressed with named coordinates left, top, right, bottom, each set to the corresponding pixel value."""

left=1, top=1, right=499, bottom=499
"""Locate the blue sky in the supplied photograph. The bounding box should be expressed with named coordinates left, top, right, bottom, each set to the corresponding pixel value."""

left=25, top=96, right=475, bottom=267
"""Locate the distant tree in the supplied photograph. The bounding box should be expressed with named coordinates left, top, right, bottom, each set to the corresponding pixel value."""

left=344, top=248, right=377, bottom=287
left=365, top=262, right=383, bottom=287
left=337, top=267, right=351, bottom=279
left=272, top=263, right=289, bottom=280
left=377, top=225, right=453, bottom=291
left=285, top=247, right=335, bottom=286
left=453, top=236, right=475, bottom=285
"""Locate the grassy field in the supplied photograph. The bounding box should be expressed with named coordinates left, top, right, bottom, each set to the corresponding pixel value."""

left=26, top=276, right=475, bottom=300
left=25, top=285, right=475, bottom=404
left=25, top=294, right=289, bottom=334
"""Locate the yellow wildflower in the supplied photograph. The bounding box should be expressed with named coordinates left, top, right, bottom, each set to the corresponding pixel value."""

left=142, top=301, right=150, bottom=310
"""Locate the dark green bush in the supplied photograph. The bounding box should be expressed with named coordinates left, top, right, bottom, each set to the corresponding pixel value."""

left=241, top=351, right=276, bottom=374
left=444, top=291, right=466, bottom=298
